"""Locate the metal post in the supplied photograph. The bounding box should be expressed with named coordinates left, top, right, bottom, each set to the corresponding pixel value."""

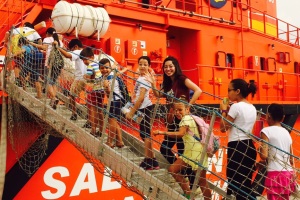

left=98, top=69, right=117, bottom=156
left=0, top=26, right=13, bottom=200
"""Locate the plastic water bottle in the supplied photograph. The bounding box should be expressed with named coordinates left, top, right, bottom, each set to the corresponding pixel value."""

left=132, top=111, right=144, bottom=123
left=121, top=102, right=144, bottom=123
left=223, top=97, right=229, bottom=105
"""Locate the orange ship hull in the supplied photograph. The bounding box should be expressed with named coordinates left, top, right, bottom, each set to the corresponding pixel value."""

left=1, top=0, right=300, bottom=199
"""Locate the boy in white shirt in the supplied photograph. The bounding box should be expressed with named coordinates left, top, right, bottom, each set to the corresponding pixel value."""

left=56, top=39, right=86, bottom=120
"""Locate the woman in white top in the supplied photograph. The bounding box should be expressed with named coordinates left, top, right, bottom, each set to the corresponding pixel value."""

left=220, top=78, right=257, bottom=200
left=258, top=103, right=295, bottom=200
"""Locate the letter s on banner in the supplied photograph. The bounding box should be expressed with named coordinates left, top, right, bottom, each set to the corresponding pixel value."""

left=41, top=166, right=70, bottom=199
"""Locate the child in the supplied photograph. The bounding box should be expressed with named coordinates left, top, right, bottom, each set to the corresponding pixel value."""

left=258, top=103, right=296, bottom=200
left=29, top=27, right=64, bottom=109
left=125, top=56, right=159, bottom=170
left=14, top=37, right=43, bottom=99
left=55, top=38, right=86, bottom=120
left=220, top=78, right=257, bottom=199
left=154, top=95, right=211, bottom=200
left=99, top=58, right=124, bottom=148
left=6, top=22, right=42, bottom=83
left=80, top=47, right=104, bottom=137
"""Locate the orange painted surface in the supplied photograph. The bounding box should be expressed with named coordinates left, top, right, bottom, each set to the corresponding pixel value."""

left=14, top=139, right=143, bottom=200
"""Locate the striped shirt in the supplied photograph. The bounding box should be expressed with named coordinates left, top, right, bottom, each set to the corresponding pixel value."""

left=86, top=62, right=102, bottom=91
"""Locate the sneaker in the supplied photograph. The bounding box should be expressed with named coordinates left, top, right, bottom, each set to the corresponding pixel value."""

left=82, top=121, right=92, bottom=128
left=15, top=78, right=22, bottom=87
left=70, top=114, right=77, bottom=120
left=152, top=158, right=159, bottom=170
left=139, top=158, right=159, bottom=170
left=182, top=193, right=191, bottom=199
left=96, top=131, right=102, bottom=137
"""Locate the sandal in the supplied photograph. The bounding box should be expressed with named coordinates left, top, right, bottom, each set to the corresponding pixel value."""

left=116, top=143, right=125, bottom=148
left=105, top=142, right=115, bottom=148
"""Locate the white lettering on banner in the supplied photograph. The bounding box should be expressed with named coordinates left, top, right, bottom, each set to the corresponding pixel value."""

left=70, top=163, right=97, bottom=196
left=102, top=167, right=122, bottom=191
left=41, top=164, right=135, bottom=199
left=207, top=148, right=227, bottom=173
left=211, top=180, right=228, bottom=200
left=268, top=0, right=274, bottom=3
left=41, top=166, right=70, bottom=199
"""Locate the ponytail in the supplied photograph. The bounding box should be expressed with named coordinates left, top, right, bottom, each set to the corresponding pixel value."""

left=231, top=78, right=257, bottom=98
left=248, top=80, right=257, bottom=98
left=52, top=32, right=60, bottom=44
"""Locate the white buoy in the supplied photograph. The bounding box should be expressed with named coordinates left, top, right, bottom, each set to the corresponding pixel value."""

left=51, top=1, right=111, bottom=38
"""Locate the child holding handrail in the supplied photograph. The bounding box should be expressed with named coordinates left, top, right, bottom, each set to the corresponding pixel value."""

left=124, top=56, right=159, bottom=170
left=257, top=103, right=296, bottom=200
left=154, top=95, right=211, bottom=200
left=100, top=58, right=124, bottom=148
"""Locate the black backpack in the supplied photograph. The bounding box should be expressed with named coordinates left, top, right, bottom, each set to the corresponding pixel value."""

left=107, top=75, right=131, bottom=105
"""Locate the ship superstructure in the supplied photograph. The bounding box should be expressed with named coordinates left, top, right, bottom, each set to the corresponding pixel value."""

left=0, top=0, right=300, bottom=199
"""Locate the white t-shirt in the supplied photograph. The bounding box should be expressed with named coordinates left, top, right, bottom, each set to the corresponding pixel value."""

left=43, top=37, right=63, bottom=67
left=133, top=76, right=152, bottom=109
left=71, top=49, right=86, bottom=80
left=227, top=102, right=256, bottom=142
left=12, top=27, right=41, bottom=42
left=261, top=126, right=293, bottom=172
left=105, top=71, right=123, bottom=101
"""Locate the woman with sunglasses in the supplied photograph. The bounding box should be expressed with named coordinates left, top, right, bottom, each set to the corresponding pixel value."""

left=220, top=78, right=257, bottom=200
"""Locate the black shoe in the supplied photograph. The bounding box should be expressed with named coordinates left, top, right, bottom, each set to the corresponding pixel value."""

left=82, top=121, right=92, bottom=128
left=140, top=158, right=159, bottom=170
left=52, top=99, right=59, bottom=110
left=90, top=131, right=102, bottom=137
left=185, top=167, right=196, bottom=189
left=70, top=114, right=77, bottom=120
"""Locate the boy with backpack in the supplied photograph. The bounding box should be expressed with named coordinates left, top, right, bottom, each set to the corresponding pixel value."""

left=154, top=95, right=212, bottom=200
left=100, top=58, right=125, bottom=148
left=5, top=22, right=42, bottom=84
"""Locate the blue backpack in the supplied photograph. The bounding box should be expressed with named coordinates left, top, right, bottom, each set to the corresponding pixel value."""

left=107, top=75, right=131, bottom=105
left=25, top=45, right=43, bottom=67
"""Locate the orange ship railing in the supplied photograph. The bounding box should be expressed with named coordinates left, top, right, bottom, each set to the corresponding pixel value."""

left=195, top=64, right=300, bottom=104
left=0, top=0, right=35, bottom=52
left=119, top=0, right=300, bottom=49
